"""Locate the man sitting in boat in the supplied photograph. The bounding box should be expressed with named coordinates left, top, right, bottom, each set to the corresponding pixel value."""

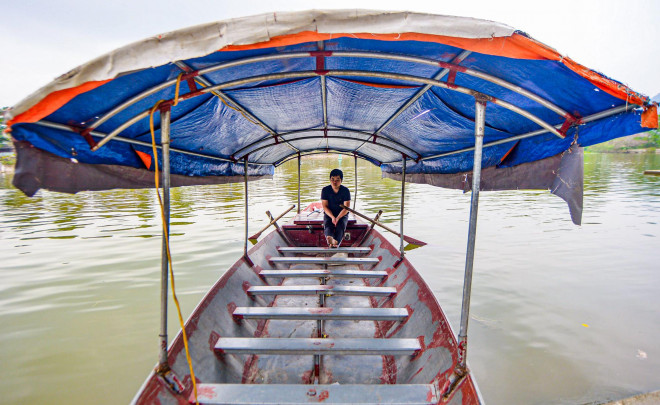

left=321, top=169, right=351, bottom=248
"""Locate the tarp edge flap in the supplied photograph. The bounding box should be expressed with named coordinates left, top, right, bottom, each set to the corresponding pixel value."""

left=12, top=141, right=271, bottom=197
left=383, top=144, right=583, bottom=225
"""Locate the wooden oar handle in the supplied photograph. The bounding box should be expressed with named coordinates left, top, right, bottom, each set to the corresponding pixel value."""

left=249, top=204, right=295, bottom=239
left=340, top=204, right=401, bottom=237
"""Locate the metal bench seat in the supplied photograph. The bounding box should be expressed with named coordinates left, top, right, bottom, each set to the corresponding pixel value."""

left=191, top=383, right=438, bottom=404
left=247, top=285, right=395, bottom=297
left=259, top=269, right=387, bottom=278
left=269, top=257, right=379, bottom=266
left=277, top=246, right=372, bottom=255
left=214, top=337, right=421, bottom=355
left=233, top=306, right=409, bottom=321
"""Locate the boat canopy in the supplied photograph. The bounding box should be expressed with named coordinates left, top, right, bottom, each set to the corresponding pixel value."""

left=5, top=10, right=657, bottom=222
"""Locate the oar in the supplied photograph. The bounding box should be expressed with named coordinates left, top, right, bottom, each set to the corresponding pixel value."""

left=248, top=204, right=295, bottom=244
left=339, top=205, right=427, bottom=249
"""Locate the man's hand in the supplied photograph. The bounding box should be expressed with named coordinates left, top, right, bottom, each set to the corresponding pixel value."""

left=332, top=216, right=338, bottom=225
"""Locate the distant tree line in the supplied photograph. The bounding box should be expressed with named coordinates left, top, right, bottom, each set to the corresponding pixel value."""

left=0, top=107, right=10, bottom=148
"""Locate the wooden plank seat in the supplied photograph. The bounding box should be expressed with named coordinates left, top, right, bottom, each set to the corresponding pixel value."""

left=269, top=256, right=379, bottom=265
left=214, top=337, right=421, bottom=355
left=233, top=306, right=409, bottom=321
left=191, top=383, right=438, bottom=404
left=277, top=246, right=371, bottom=255
left=259, top=269, right=387, bottom=278
left=247, top=285, right=395, bottom=297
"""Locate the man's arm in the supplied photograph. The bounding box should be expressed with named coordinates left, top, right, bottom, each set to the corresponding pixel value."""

left=321, top=199, right=335, bottom=221
left=335, top=200, right=351, bottom=222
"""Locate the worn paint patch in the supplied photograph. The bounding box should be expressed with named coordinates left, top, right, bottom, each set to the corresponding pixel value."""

left=308, top=307, right=333, bottom=314
left=318, top=389, right=330, bottom=402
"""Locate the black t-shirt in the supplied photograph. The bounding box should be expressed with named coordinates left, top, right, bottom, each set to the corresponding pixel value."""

left=321, top=185, right=351, bottom=217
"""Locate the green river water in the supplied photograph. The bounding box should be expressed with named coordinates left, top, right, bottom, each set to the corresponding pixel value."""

left=0, top=153, right=659, bottom=404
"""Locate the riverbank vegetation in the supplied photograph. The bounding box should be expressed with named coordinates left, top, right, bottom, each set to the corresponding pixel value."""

left=586, top=131, right=660, bottom=153
left=0, top=107, right=9, bottom=148
left=0, top=107, right=16, bottom=167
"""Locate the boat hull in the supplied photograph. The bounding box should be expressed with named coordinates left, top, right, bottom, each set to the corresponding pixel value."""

left=133, top=214, right=480, bottom=404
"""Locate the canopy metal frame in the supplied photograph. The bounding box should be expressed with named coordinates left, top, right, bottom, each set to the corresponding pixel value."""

left=418, top=103, right=636, bottom=162
left=83, top=50, right=577, bottom=136
left=174, top=61, right=300, bottom=155
left=354, top=50, right=473, bottom=155
left=276, top=150, right=382, bottom=166
left=233, top=128, right=421, bottom=161
left=33, top=120, right=267, bottom=166
left=87, top=68, right=579, bottom=165
left=63, top=47, right=627, bottom=167
left=235, top=133, right=415, bottom=163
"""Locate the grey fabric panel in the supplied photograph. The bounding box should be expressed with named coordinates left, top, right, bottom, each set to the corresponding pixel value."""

left=11, top=141, right=271, bottom=197
left=550, top=144, right=583, bottom=225
left=383, top=145, right=584, bottom=225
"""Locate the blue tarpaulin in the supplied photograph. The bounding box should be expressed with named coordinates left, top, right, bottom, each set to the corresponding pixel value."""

left=4, top=10, right=656, bottom=198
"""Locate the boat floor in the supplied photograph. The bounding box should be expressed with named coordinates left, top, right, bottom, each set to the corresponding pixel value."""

left=195, top=243, right=444, bottom=404
left=249, top=261, right=384, bottom=385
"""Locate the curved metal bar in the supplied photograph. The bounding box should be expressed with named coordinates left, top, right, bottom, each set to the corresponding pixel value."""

left=331, top=51, right=572, bottom=118
left=233, top=128, right=421, bottom=160
left=200, top=70, right=566, bottom=139
left=331, top=70, right=565, bottom=139
left=240, top=134, right=402, bottom=162
left=88, top=52, right=312, bottom=131
left=34, top=120, right=271, bottom=166
left=275, top=149, right=381, bottom=167
left=413, top=104, right=636, bottom=163
left=376, top=50, right=472, bottom=135
left=93, top=110, right=150, bottom=151
left=175, top=61, right=277, bottom=136
left=355, top=51, right=472, bottom=156
left=175, top=61, right=298, bottom=154
left=95, top=69, right=568, bottom=154
left=354, top=50, right=472, bottom=155
left=90, top=50, right=573, bottom=133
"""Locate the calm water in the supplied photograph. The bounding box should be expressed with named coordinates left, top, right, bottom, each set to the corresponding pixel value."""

left=1, top=153, right=659, bottom=404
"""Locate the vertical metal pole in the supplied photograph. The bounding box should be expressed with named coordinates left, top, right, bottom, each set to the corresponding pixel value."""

left=354, top=154, right=358, bottom=209
left=244, top=157, right=249, bottom=258
left=158, top=107, right=171, bottom=369
left=457, top=99, right=486, bottom=371
left=399, top=155, right=406, bottom=257
left=297, top=153, right=301, bottom=214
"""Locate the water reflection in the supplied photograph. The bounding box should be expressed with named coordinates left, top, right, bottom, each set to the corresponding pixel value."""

left=0, top=152, right=659, bottom=404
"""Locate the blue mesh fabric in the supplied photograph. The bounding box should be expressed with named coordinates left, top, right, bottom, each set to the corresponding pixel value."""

left=10, top=35, right=650, bottom=180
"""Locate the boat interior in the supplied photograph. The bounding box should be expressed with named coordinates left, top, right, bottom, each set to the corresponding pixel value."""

left=136, top=204, right=479, bottom=404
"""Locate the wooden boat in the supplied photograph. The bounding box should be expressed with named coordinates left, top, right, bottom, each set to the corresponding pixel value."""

left=4, top=9, right=657, bottom=405
left=133, top=202, right=480, bottom=404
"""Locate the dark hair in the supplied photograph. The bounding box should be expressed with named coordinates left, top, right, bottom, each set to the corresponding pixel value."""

left=329, top=169, right=343, bottom=180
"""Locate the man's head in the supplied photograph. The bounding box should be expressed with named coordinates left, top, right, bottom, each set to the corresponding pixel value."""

left=329, top=169, right=343, bottom=186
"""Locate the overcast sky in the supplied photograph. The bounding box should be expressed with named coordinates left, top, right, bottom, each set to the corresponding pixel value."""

left=2, top=0, right=659, bottom=108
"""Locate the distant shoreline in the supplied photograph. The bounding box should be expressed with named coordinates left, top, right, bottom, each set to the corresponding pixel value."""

left=585, top=148, right=660, bottom=154
left=0, top=145, right=658, bottom=176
